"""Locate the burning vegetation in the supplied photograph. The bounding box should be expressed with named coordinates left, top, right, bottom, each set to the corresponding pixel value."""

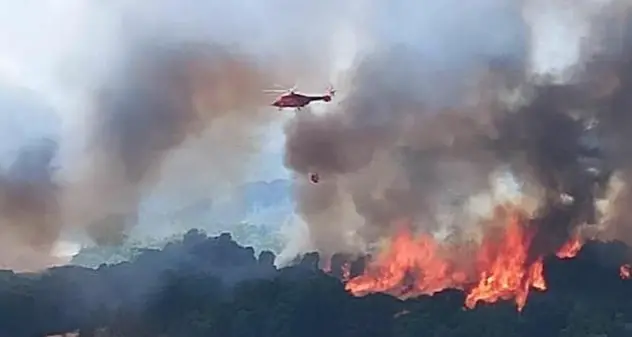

left=339, top=205, right=599, bottom=311
left=282, top=1, right=632, bottom=315
left=11, top=230, right=632, bottom=337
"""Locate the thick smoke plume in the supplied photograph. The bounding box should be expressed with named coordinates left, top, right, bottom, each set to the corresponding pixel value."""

left=0, top=138, right=62, bottom=271
left=54, top=0, right=366, bottom=248
left=0, top=0, right=367, bottom=269
left=283, top=1, right=632, bottom=261
left=69, top=42, right=275, bottom=245
left=0, top=41, right=277, bottom=268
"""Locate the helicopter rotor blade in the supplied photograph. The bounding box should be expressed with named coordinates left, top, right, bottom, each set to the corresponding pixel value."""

left=264, top=82, right=298, bottom=94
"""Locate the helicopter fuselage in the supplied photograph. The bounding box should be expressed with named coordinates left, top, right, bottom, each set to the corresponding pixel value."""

left=271, top=93, right=332, bottom=110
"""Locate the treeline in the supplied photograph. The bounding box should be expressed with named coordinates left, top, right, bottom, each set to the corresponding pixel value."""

left=71, top=222, right=285, bottom=268
left=3, top=230, right=632, bottom=337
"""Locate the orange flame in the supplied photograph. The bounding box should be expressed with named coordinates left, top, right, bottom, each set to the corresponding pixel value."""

left=556, top=236, right=582, bottom=259
left=620, top=264, right=631, bottom=279
left=465, top=214, right=545, bottom=311
left=341, top=206, right=632, bottom=311
left=344, top=209, right=555, bottom=311
left=345, top=228, right=466, bottom=298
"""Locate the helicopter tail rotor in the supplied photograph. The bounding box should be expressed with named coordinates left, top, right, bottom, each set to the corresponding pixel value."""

left=326, top=84, right=336, bottom=97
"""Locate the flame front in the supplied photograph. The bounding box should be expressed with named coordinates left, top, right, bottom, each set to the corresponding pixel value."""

left=345, top=229, right=466, bottom=297
left=344, top=209, right=559, bottom=311
left=465, top=214, right=544, bottom=311
left=556, top=236, right=582, bottom=259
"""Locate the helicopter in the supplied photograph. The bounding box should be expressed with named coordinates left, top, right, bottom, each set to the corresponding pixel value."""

left=263, top=84, right=336, bottom=111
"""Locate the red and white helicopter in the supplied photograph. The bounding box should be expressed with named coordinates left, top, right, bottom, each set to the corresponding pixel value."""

left=264, top=84, right=336, bottom=111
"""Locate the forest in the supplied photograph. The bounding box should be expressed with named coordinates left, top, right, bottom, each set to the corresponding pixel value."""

left=1, top=229, right=630, bottom=337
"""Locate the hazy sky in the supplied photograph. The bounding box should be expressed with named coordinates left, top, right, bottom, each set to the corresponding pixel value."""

left=0, top=0, right=599, bottom=219
left=0, top=0, right=606, bottom=257
left=0, top=0, right=588, bottom=181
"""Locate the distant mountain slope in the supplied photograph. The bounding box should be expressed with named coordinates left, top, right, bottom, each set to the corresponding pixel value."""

left=240, top=178, right=293, bottom=211
left=161, top=178, right=293, bottom=225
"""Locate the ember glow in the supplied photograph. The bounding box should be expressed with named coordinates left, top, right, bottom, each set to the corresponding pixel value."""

left=343, top=207, right=583, bottom=311
left=341, top=262, right=351, bottom=281
left=620, top=264, right=631, bottom=280
left=556, top=236, right=582, bottom=259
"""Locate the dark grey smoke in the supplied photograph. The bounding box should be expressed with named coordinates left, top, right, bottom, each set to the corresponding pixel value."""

left=283, top=2, right=632, bottom=259
left=490, top=83, right=601, bottom=260
left=589, top=11, right=632, bottom=245
left=283, top=47, right=515, bottom=254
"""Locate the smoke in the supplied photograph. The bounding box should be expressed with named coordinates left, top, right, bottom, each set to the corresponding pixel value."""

left=64, top=42, right=275, bottom=245
left=52, top=0, right=368, bottom=247
left=283, top=0, right=632, bottom=260
left=4, top=0, right=632, bottom=270
left=592, top=5, right=632, bottom=244
left=283, top=0, right=528, bottom=256
left=0, top=138, right=63, bottom=271
left=0, top=0, right=369, bottom=268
